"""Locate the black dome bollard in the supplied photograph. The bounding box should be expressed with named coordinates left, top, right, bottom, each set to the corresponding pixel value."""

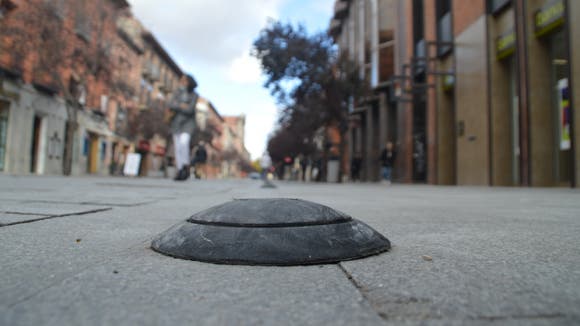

left=151, top=198, right=390, bottom=266
left=261, top=178, right=277, bottom=188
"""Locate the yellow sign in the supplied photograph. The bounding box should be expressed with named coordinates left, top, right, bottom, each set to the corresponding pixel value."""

left=496, top=29, right=516, bottom=60
left=535, top=0, right=565, bottom=37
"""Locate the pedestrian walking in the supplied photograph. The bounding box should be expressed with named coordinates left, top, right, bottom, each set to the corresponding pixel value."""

left=260, top=151, right=272, bottom=180
left=192, top=141, right=207, bottom=179
left=168, top=74, right=198, bottom=181
left=380, top=141, right=396, bottom=184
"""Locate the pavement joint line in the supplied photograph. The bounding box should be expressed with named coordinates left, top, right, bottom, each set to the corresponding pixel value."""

left=0, top=208, right=113, bottom=227
left=337, top=264, right=575, bottom=323
left=95, top=182, right=182, bottom=189
left=469, top=313, right=570, bottom=321
left=20, top=199, right=157, bottom=208
left=0, top=211, right=51, bottom=217
left=337, top=263, right=387, bottom=322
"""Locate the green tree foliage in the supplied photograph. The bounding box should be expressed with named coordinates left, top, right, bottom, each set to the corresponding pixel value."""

left=252, top=21, right=366, bottom=169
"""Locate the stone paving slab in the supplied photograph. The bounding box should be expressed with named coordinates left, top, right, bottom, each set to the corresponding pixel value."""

left=2, top=248, right=383, bottom=326
left=1, top=175, right=580, bottom=325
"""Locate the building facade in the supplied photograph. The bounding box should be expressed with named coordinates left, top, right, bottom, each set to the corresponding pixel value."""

left=330, top=0, right=398, bottom=182
left=331, top=0, right=579, bottom=187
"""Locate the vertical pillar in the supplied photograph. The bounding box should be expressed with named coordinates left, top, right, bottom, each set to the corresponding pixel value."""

left=379, top=93, right=388, bottom=149
left=365, top=106, right=375, bottom=181
left=568, top=0, right=579, bottom=187
left=514, top=0, right=531, bottom=186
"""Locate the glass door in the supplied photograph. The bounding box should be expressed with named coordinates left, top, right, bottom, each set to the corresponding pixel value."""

left=550, top=29, right=571, bottom=185
left=509, top=57, right=520, bottom=185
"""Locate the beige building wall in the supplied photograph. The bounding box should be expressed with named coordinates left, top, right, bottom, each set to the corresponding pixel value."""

left=570, top=0, right=580, bottom=186
left=455, top=16, right=490, bottom=185
left=436, top=56, right=456, bottom=185
left=488, top=7, right=518, bottom=186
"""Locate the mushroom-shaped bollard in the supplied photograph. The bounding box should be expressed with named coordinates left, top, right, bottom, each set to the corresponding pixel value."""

left=151, top=198, right=390, bottom=265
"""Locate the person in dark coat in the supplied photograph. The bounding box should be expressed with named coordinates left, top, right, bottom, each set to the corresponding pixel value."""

left=169, top=74, right=198, bottom=181
left=351, top=152, right=362, bottom=182
left=380, top=141, right=396, bottom=184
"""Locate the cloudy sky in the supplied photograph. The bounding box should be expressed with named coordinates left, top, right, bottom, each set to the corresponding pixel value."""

left=129, top=0, right=335, bottom=160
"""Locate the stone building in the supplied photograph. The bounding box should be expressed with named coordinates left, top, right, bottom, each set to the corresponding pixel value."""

left=331, top=0, right=579, bottom=187
left=134, top=30, right=183, bottom=177
left=222, top=115, right=251, bottom=178
left=194, top=97, right=224, bottom=179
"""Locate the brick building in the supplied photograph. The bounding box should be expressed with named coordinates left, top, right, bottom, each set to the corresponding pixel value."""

left=134, top=30, right=183, bottom=177
left=331, top=0, right=579, bottom=187
left=1, top=1, right=252, bottom=179
left=222, top=115, right=251, bottom=178
left=0, top=0, right=136, bottom=175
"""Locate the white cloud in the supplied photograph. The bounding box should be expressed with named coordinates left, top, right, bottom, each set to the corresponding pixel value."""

left=129, top=0, right=285, bottom=66
left=227, top=52, right=262, bottom=84
left=244, top=103, right=278, bottom=159
left=128, top=0, right=335, bottom=160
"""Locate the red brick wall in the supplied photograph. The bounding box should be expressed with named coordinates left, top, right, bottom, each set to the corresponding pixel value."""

left=453, top=0, right=486, bottom=36
left=0, top=0, right=131, bottom=105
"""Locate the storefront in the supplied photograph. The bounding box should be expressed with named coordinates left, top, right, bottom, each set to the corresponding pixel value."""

left=490, top=4, right=521, bottom=186
left=526, top=0, right=573, bottom=186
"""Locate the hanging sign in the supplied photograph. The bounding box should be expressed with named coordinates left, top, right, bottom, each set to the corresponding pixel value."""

left=557, top=78, right=570, bottom=150
left=534, top=0, right=565, bottom=37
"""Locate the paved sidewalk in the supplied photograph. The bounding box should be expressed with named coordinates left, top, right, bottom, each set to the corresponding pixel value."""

left=1, top=174, right=579, bottom=325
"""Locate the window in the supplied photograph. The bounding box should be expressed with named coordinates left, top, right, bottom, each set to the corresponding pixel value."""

left=488, top=0, right=511, bottom=15
left=0, top=0, right=17, bottom=19
left=436, top=0, right=452, bottom=56
left=45, top=0, right=66, bottom=19
left=74, top=3, right=91, bottom=42
left=412, top=0, right=424, bottom=45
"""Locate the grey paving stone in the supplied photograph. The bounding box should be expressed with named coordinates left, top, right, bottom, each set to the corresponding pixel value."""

left=1, top=174, right=579, bottom=325
left=3, top=249, right=383, bottom=326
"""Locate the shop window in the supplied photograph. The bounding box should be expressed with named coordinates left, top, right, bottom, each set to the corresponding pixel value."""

left=0, top=101, right=9, bottom=171
left=83, top=136, right=89, bottom=156
left=101, top=141, right=106, bottom=161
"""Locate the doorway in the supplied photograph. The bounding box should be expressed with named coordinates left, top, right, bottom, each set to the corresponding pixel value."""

left=87, top=133, right=99, bottom=174
left=30, top=115, right=43, bottom=174
left=0, top=101, right=8, bottom=171
left=412, top=74, right=427, bottom=182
